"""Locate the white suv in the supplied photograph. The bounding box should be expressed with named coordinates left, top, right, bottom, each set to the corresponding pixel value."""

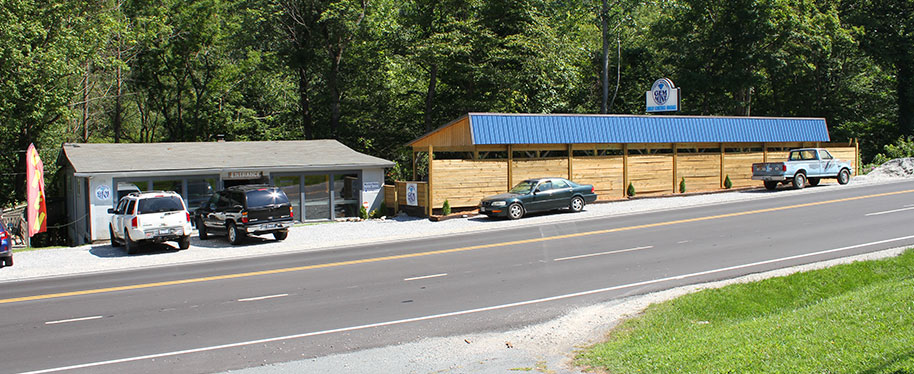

left=108, top=191, right=193, bottom=254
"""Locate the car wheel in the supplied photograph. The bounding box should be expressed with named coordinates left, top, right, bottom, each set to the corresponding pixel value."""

left=227, top=222, right=244, bottom=245
left=792, top=172, right=806, bottom=189
left=808, top=177, right=820, bottom=186
left=569, top=196, right=585, bottom=212
left=273, top=230, right=288, bottom=241
left=507, top=203, right=524, bottom=220
left=197, top=218, right=209, bottom=240
left=109, top=225, right=121, bottom=247
left=178, top=235, right=190, bottom=250
left=124, top=229, right=138, bottom=255
left=763, top=181, right=778, bottom=190
left=837, top=169, right=850, bottom=185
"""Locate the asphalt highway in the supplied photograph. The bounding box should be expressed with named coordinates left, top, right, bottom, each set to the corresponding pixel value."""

left=2, top=180, right=913, bottom=374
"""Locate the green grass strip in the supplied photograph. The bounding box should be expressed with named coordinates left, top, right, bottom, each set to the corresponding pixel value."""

left=578, top=249, right=914, bottom=373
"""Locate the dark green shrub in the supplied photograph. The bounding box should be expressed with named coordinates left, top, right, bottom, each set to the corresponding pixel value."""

left=359, top=205, right=368, bottom=219
left=627, top=182, right=636, bottom=197
left=679, top=178, right=686, bottom=193
left=724, top=175, right=732, bottom=189
left=442, top=199, right=451, bottom=216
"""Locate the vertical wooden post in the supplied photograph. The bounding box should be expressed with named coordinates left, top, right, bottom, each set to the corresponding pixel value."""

left=762, top=142, right=768, bottom=162
left=567, top=144, right=574, bottom=180
left=427, top=145, right=433, bottom=217
left=622, top=143, right=629, bottom=198
left=411, top=150, right=417, bottom=181
left=507, top=144, right=513, bottom=190
left=672, top=143, right=678, bottom=193
left=855, top=138, right=860, bottom=175
left=720, top=143, right=725, bottom=188
left=473, top=146, right=479, bottom=160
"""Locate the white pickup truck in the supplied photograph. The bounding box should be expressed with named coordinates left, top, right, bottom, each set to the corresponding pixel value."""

left=752, top=148, right=853, bottom=190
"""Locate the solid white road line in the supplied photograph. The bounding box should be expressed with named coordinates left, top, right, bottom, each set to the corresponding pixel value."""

left=21, top=234, right=914, bottom=374
left=44, top=316, right=104, bottom=325
left=237, top=294, right=288, bottom=302
left=553, top=246, right=653, bottom=262
left=404, top=273, right=448, bottom=281
left=865, top=206, right=914, bottom=216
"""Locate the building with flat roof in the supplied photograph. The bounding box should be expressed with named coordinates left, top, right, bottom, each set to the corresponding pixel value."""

left=59, top=139, right=393, bottom=244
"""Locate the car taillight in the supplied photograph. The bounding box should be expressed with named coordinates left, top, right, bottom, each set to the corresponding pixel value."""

left=186, top=212, right=191, bottom=222
left=241, top=211, right=249, bottom=224
left=131, top=217, right=138, bottom=228
left=781, top=163, right=787, bottom=171
left=0, top=230, right=7, bottom=239
left=590, top=186, right=594, bottom=193
left=289, top=206, right=294, bottom=219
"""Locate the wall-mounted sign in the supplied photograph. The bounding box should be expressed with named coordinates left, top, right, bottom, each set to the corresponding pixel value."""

left=406, top=183, right=418, bottom=206
left=95, top=184, right=111, bottom=201
left=645, top=78, right=680, bottom=113
left=225, top=171, right=263, bottom=180
left=363, top=181, right=381, bottom=192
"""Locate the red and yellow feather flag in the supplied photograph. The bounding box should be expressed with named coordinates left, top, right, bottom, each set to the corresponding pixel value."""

left=26, top=144, right=47, bottom=237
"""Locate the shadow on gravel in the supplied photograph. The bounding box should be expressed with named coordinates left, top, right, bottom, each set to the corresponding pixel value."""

left=466, top=209, right=579, bottom=222
left=190, top=235, right=273, bottom=248
left=89, top=243, right=181, bottom=258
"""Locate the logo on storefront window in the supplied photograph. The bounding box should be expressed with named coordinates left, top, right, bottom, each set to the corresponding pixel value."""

left=95, top=184, right=111, bottom=201
left=406, top=183, right=418, bottom=206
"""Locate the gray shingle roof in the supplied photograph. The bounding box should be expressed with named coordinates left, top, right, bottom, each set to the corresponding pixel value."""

left=62, top=139, right=394, bottom=175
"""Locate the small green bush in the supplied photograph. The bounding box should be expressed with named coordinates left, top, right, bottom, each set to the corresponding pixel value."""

left=679, top=178, right=686, bottom=193
left=627, top=182, right=636, bottom=197
left=374, top=202, right=387, bottom=218
left=359, top=205, right=369, bottom=219
left=724, top=175, right=732, bottom=189
left=442, top=199, right=451, bottom=216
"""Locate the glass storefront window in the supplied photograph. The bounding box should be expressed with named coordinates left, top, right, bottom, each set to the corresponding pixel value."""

left=186, top=178, right=217, bottom=212
left=333, top=174, right=360, bottom=218
left=304, top=175, right=330, bottom=220
left=275, top=176, right=302, bottom=222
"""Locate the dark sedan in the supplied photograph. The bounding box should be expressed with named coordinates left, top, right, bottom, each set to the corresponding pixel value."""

left=478, top=178, right=598, bottom=219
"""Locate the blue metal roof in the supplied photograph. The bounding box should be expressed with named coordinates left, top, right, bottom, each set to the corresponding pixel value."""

left=468, top=113, right=830, bottom=144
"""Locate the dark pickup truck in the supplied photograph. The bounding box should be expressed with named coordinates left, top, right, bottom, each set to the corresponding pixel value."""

left=194, top=185, right=294, bottom=245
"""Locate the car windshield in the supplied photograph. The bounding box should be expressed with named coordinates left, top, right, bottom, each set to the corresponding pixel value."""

left=508, top=181, right=538, bottom=194
left=136, top=196, right=185, bottom=214
left=245, top=189, right=290, bottom=208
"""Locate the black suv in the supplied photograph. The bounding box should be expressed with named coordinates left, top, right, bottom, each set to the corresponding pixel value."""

left=194, top=185, right=294, bottom=245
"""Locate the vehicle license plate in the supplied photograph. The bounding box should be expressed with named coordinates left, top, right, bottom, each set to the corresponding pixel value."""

left=479, top=207, right=486, bottom=212
left=158, top=229, right=170, bottom=235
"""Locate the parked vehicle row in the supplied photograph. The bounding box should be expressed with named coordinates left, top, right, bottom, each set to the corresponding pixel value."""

left=105, top=178, right=596, bottom=254
left=107, top=185, right=293, bottom=254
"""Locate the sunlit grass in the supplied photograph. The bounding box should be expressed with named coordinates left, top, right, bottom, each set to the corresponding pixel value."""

left=578, top=249, right=914, bottom=373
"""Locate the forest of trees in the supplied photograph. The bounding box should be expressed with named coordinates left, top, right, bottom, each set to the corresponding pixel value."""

left=1, top=0, right=912, bottom=207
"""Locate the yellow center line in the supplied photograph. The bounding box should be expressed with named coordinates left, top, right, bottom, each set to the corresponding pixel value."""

left=3, top=188, right=913, bottom=305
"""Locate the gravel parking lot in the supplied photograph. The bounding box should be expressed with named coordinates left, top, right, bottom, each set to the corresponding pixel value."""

left=3, top=161, right=912, bottom=374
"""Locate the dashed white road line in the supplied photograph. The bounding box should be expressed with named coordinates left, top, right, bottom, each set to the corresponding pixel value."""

left=45, top=316, right=104, bottom=325
left=553, top=246, right=653, bottom=262
left=237, top=294, right=288, bottom=302
left=865, top=206, right=914, bottom=216
left=404, top=273, right=448, bottom=281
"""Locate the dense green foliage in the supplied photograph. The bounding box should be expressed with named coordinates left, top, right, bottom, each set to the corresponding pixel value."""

left=578, top=249, right=914, bottom=373
left=1, top=0, right=911, bottom=206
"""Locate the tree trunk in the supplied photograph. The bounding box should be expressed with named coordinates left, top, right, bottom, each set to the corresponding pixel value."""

left=601, top=0, right=609, bottom=114
left=898, top=61, right=914, bottom=136
left=328, top=48, right=342, bottom=137
left=82, top=59, right=91, bottom=142
left=297, top=65, right=314, bottom=139
left=424, top=63, right=438, bottom=132
left=113, top=56, right=123, bottom=143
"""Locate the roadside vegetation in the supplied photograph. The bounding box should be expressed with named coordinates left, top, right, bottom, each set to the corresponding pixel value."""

left=578, top=249, right=914, bottom=373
